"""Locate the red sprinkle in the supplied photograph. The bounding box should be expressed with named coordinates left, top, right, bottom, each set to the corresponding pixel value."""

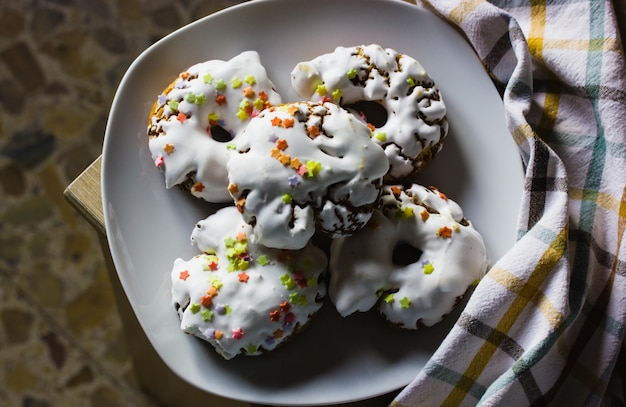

left=215, top=95, right=227, bottom=105
left=238, top=272, right=250, bottom=283
left=232, top=328, right=244, bottom=340
left=200, top=295, right=213, bottom=307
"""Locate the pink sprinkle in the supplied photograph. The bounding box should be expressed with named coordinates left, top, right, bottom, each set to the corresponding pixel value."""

left=232, top=328, right=244, bottom=340
left=250, top=110, right=259, bottom=118
left=297, top=165, right=307, bottom=176
left=154, top=155, right=164, bottom=168
left=320, top=96, right=332, bottom=103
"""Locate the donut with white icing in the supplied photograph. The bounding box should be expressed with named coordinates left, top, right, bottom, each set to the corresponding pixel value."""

left=329, top=184, right=488, bottom=329
left=227, top=101, right=389, bottom=250
left=171, top=206, right=327, bottom=360
left=148, top=51, right=282, bottom=202
left=291, top=44, right=448, bottom=181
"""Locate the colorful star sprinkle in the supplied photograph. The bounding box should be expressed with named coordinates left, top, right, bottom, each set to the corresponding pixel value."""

left=232, top=328, right=244, bottom=340
left=400, top=297, right=411, bottom=309
left=238, top=272, right=249, bottom=283
left=422, top=260, right=435, bottom=274
left=179, top=270, right=190, bottom=281
left=154, top=155, right=164, bottom=168
left=437, top=226, right=453, bottom=239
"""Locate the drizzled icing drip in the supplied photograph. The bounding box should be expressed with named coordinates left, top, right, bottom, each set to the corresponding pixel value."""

left=148, top=51, right=282, bottom=202
left=171, top=207, right=327, bottom=360
left=291, top=44, right=448, bottom=180
left=329, top=184, right=488, bottom=329
left=227, top=101, right=389, bottom=250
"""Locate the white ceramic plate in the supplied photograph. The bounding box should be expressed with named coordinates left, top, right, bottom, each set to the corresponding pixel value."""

left=102, top=0, right=524, bottom=405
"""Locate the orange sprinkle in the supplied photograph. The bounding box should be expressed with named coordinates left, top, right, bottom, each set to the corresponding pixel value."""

left=215, top=95, right=227, bottom=105
left=286, top=105, right=299, bottom=115
left=163, top=144, right=175, bottom=154
left=271, top=116, right=283, bottom=127
left=437, top=226, right=453, bottom=239
left=236, top=231, right=247, bottom=241
left=367, top=123, right=375, bottom=132
left=193, top=182, right=205, bottom=192
left=238, top=272, right=249, bottom=283
left=390, top=186, right=402, bottom=197
left=259, top=91, right=268, bottom=101
left=309, top=125, right=320, bottom=138
left=236, top=197, right=246, bottom=213
left=214, top=330, right=224, bottom=340
left=269, top=310, right=281, bottom=322
left=420, top=210, right=430, bottom=222
left=200, top=295, right=213, bottom=307
left=207, top=286, right=218, bottom=296
left=290, top=157, right=302, bottom=170
left=270, top=148, right=281, bottom=159
left=283, top=118, right=294, bottom=128
left=177, top=112, right=187, bottom=123
left=228, top=183, right=238, bottom=194
left=179, top=270, right=190, bottom=281
left=276, top=139, right=288, bottom=150
left=279, top=301, right=290, bottom=313
left=278, top=153, right=291, bottom=166
left=180, top=71, right=190, bottom=79
left=243, top=87, right=255, bottom=98
left=439, top=191, right=448, bottom=200
left=273, top=329, right=284, bottom=339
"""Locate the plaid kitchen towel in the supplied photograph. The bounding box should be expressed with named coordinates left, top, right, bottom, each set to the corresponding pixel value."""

left=393, top=0, right=626, bottom=406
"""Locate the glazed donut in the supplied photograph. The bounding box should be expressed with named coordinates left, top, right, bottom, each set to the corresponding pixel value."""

left=148, top=51, right=282, bottom=202
left=171, top=206, right=327, bottom=360
left=329, top=184, right=488, bottom=329
left=227, top=101, right=389, bottom=250
left=291, top=44, right=448, bottom=181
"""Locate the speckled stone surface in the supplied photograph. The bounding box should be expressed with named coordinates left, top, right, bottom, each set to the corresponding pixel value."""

left=0, top=1, right=246, bottom=406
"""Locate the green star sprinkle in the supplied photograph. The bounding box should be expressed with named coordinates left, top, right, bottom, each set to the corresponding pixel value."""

left=280, top=274, right=296, bottom=290
left=315, top=84, right=327, bottom=95
left=423, top=263, right=435, bottom=275
left=289, top=292, right=308, bottom=306
left=203, top=73, right=214, bottom=84
left=257, top=255, right=270, bottom=266
left=407, top=77, right=416, bottom=87
left=346, top=68, right=358, bottom=79
left=215, top=79, right=227, bottom=91
left=247, top=344, right=258, bottom=354
left=400, top=206, right=414, bottom=219
left=305, top=160, right=322, bottom=177
left=244, top=75, right=256, bottom=85
left=332, top=88, right=342, bottom=101
left=189, top=303, right=201, bottom=314
left=307, top=277, right=317, bottom=287
left=185, top=92, right=206, bottom=105
left=253, top=98, right=265, bottom=110
left=384, top=293, right=395, bottom=304
left=201, top=309, right=214, bottom=321
left=236, top=109, right=249, bottom=121
left=374, top=132, right=387, bottom=142
left=208, top=276, right=223, bottom=290
left=207, top=112, right=219, bottom=122
left=224, top=237, right=236, bottom=248
left=167, top=100, right=179, bottom=111
left=230, top=77, right=243, bottom=88
left=226, top=143, right=237, bottom=150
left=400, top=297, right=411, bottom=309
left=282, top=194, right=292, bottom=204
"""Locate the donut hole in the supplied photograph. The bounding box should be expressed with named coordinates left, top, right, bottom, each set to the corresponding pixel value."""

left=345, top=100, right=388, bottom=128
left=392, top=241, right=423, bottom=266
left=209, top=125, right=234, bottom=142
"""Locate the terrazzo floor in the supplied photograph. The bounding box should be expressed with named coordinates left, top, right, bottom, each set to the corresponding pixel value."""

left=0, top=1, right=248, bottom=406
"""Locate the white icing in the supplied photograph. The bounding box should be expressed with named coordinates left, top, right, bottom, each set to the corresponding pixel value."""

left=171, top=207, right=327, bottom=360
left=329, top=184, right=488, bottom=329
left=148, top=51, right=282, bottom=202
left=291, top=44, right=448, bottom=179
left=227, top=101, right=389, bottom=250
